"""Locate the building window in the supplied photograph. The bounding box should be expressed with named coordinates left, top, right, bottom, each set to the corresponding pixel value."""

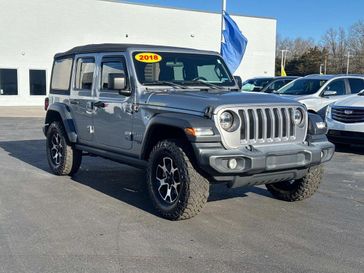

left=29, top=70, right=46, bottom=95
left=0, top=69, right=18, bottom=95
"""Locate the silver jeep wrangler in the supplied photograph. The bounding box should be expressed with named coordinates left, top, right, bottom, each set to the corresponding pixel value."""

left=43, top=44, right=334, bottom=220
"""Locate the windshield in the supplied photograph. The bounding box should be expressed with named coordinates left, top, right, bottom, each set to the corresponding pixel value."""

left=277, top=79, right=327, bottom=95
left=241, top=78, right=273, bottom=91
left=132, top=52, right=235, bottom=88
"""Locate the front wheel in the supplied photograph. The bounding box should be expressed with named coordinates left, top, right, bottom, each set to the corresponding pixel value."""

left=266, top=166, right=324, bottom=201
left=146, top=140, right=209, bottom=220
left=46, top=121, right=82, bottom=176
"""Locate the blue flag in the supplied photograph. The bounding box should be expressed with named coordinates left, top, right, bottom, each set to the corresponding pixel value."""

left=221, top=12, right=248, bottom=73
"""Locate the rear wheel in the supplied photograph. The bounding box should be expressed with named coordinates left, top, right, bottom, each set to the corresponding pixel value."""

left=147, top=140, right=209, bottom=220
left=266, top=165, right=324, bottom=201
left=46, top=121, right=82, bottom=176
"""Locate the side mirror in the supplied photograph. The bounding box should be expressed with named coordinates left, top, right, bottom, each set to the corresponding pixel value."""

left=234, top=76, right=243, bottom=90
left=108, top=72, right=131, bottom=96
left=323, top=90, right=337, bottom=97
left=253, top=86, right=263, bottom=92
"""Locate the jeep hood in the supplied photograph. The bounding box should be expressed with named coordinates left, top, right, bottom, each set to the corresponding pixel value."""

left=143, top=91, right=301, bottom=113
left=279, top=94, right=315, bottom=101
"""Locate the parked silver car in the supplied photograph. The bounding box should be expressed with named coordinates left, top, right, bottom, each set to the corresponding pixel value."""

left=276, top=75, right=364, bottom=117
left=326, top=91, right=364, bottom=145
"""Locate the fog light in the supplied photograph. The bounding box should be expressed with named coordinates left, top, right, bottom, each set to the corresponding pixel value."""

left=316, top=122, right=326, bottom=129
left=228, top=158, right=238, bottom=169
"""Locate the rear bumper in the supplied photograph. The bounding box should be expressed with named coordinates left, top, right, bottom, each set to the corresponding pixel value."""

left=192, top=140, right=334, bottom=187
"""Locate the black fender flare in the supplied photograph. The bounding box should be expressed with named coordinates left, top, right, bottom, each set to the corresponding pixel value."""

left=44, top=103, right=78, bottom=143
left=306, top=112, right=328, bottom=142
left=140, top=112, right=220, bottom=158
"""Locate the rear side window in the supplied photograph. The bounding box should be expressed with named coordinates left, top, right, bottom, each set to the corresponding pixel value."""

left=75, top=58, right=95, bottom=90
left=349, top=78, right=364, bottom=94
left=51, top=58, right=73, bottom=94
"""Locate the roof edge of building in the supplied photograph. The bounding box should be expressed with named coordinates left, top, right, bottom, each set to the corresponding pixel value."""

left=98, top=0, right=277, bottom=21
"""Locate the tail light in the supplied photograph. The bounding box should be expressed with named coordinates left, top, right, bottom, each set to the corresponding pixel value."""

left=44, top=97, right=49, bottom=111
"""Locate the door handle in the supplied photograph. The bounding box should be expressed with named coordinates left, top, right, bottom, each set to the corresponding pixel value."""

left=70, top=100, right=79, bottom=105
left=93, top=101, right=106, bottom=108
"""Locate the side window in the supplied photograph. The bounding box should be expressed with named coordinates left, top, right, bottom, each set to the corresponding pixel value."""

left=51, top=58, right=73, bottom=94
left=0, top=69, right=18, bottom=95
left=349, top=78, right=364, bottom=94
left=100, top=57, right=128, bottom=91
left=269, top=80, right=286, bottom=91
left=75, top=57, right=95, bottom=90
left=324, top=79, right=346, bottom=96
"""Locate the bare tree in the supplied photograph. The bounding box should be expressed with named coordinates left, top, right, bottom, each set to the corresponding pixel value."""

left=348, top=21, right=364, bottom=73
left=322, top=28, right=348, bottom=74
left=276, top=20, right=364, bottom=76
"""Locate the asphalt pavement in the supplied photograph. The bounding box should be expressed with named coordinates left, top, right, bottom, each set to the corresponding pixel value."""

left=0, top=117, right=363, bottom=273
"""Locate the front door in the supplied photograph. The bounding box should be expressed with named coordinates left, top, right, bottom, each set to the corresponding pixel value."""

left=92, top=54, right=133, bottom=151
left=316, top=79, right=350, bottom=115
left=69, top=56, right=96, bottom=143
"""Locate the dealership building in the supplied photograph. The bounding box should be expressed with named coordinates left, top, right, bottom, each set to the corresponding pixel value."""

left=0, top=0, right=276, bottom=106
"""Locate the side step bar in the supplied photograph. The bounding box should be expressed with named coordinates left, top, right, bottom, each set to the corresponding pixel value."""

left=75, top=144, right=147, bottom=169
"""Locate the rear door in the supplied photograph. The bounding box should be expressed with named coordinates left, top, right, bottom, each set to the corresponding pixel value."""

left=69, top=55, right=97, bottom=143
left=92, top=54, right=133, bottom=151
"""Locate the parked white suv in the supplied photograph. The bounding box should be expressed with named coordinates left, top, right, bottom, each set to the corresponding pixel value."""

left=326, top=91, right=364, bottom=145
left=276, top=75, right=364, bottom=117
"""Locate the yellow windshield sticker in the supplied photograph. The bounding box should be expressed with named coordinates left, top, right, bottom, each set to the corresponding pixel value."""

left=135, top=53, right=162, bottom=63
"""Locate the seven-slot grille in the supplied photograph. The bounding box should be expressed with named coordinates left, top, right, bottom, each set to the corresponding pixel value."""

left=238, top=107, right=296, bottom=144
left=332, top=107, right=364, bottom=123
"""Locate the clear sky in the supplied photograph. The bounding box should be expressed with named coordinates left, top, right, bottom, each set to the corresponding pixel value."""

left=120, top=0, right=364, bottom=41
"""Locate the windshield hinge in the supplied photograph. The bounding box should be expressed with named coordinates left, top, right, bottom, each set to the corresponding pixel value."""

left=204, top=106, right=214, bottom=119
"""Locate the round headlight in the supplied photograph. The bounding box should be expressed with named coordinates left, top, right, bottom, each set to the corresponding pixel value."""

left=294, top=109, right=304, bottom=125
left=220, top=111, right=234, bottom=131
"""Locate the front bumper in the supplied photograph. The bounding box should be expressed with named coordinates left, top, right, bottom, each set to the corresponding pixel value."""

left=326, top=117, right=364, bottom=144
left=192, top=140, right=334, bottom=187
left=327, top=130, right=364, bottom=145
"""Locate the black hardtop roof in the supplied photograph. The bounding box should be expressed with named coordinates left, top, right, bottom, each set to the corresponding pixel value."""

left=54, top=43, right=216, bottom=59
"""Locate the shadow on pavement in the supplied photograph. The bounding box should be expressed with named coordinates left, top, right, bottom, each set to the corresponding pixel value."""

left=0, top=139, right=274, bottom=217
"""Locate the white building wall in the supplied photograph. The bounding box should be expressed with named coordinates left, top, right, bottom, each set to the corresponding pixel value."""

left=0, top=0, right=276, bottom=106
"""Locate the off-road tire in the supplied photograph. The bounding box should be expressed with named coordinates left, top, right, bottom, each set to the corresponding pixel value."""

left=46, top=121, right=82, bottom=176
left=265, top=165, right=324, bottom=201
left=147, top=140, right=209, bottom=220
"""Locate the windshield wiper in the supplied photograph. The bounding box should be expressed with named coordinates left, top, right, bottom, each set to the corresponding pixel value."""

left=143, top=81, right=187, bottom=89
left=182, top=80, right=221, bottom=90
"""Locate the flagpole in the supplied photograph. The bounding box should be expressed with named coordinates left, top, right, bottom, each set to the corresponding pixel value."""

left=221, top=0, right=227, bottom=44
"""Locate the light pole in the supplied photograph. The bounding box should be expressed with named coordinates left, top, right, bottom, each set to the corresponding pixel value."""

left=221, top=0, right=227, bottom=44
left=346, top=52, right=351, bottom=75
left=319, top=64, right=324, bottom=75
